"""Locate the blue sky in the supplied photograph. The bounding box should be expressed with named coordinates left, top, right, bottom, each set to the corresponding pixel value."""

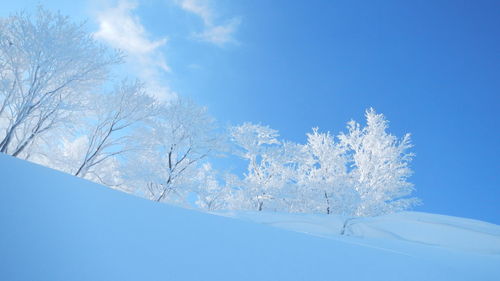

left=2, top=0, right=499, bottom=224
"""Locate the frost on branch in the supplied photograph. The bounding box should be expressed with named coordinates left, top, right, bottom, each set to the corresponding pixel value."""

left=0, top=7, right=121, bottom=157
left=339, top=108, right=419, bottom=216
left=125, top=98, right=222, bottom=204
left=72, top=80, right=156, bottom=180
left=192, top=163, right=237, bottom=211
left=297, top=128, right=357, bottom=215
left=0, top=6, right=419, bottom=218
left=220, top=109, right=419, bottom=216
left=230, top=123, right=290, bottom=211
left=30, top=80, right=156, bottom=188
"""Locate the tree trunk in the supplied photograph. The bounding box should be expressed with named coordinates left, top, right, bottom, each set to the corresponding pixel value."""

left=324, top=191, right=330, bottom=215
left=0, top=127, right=16, bottom=153
left=340, top=218, right=354, bottom=235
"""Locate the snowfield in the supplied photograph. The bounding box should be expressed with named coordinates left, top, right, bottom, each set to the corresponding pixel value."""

left=1, top=153, right=499, bottom=281
left=217, top=210, right=500, bottom=255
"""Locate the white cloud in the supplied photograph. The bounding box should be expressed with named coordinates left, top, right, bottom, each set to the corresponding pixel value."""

left=93, top=0, right=175, bottom=100
left=176, top=0, right=240, bottom=46
left=178, top=0, right=213, bottom=24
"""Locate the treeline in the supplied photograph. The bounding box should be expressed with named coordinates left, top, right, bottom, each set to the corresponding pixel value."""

left=0, top=7, right=419, bottom=216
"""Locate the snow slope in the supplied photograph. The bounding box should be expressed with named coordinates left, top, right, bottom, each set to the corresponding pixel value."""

left=218, top=210, right=500, bottom=255
left=1, top=153, right=499, bottom=281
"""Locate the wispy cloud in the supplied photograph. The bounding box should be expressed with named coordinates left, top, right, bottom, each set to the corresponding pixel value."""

left=176, top=0, right=240, bottom=46
left=93, top=0, right=175, bottom=100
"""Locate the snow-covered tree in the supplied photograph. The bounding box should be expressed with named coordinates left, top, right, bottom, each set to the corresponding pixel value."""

left=297, top=128, right=356, bottom=215
left=73, top=80, right=156, bottom=179
left=227, top=109, right=418, bottom=217
left=30, top=80, right=156, bottom=188
left=0, top=7, right=120, bottom=157
left=339, top=108, right=419, bottom=216
left=127, top=98, right=222, bottom=204
left=230, top=123, right=296, bottom=211
left=192, top=163, right=237, bottom=211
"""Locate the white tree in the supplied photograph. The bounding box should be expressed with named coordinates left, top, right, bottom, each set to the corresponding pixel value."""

left=73, top=80, right=156, bottom=179
left=0, top=7, right=121, bottom=157
left=339, top=108, right=419, bottom=216
left=226, top=110, right=418, bottom=217
left=297, top=128, right=356, bottom=215
left=30, top=80, right=156, bottom=188
left=127, top=98, right=222, bottom=204
left=230, top=123, right=294, bottom=211
left=192, top=163, right=237, bottom=211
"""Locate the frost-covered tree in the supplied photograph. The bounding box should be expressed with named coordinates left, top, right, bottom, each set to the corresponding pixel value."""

left=0, top=7, right=120, bottom=157
left=192, top=163, right=237, bottom=211
left=31, top=80, right=156, bottom=187
left=127, top=98, right=221, bottom=204
left=230, top=123, right=295, bottom=211
left=339, top=108, right=419, bottom=216
left=73, top=80, right=156, bottom=179
left=297, top=128, right=356, bottom=215
left=227, top=109, right=418, bottom=217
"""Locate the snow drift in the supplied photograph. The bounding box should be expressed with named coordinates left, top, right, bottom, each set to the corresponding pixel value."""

left=0, top=153, right=499, bottom=281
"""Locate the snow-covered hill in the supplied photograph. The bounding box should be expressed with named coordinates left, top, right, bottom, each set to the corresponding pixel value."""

left=1, top=153, right=499, bottom=281
left=217, top=210, right=500, bottom=255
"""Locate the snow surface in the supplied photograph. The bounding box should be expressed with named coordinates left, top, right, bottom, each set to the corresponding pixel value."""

left=216, top=210, right=500, bottom=255
left=1, top=153, right=499, bottom=281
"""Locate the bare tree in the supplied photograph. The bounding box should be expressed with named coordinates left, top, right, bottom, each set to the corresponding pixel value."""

left=0, top=7, right=121, bottom=157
